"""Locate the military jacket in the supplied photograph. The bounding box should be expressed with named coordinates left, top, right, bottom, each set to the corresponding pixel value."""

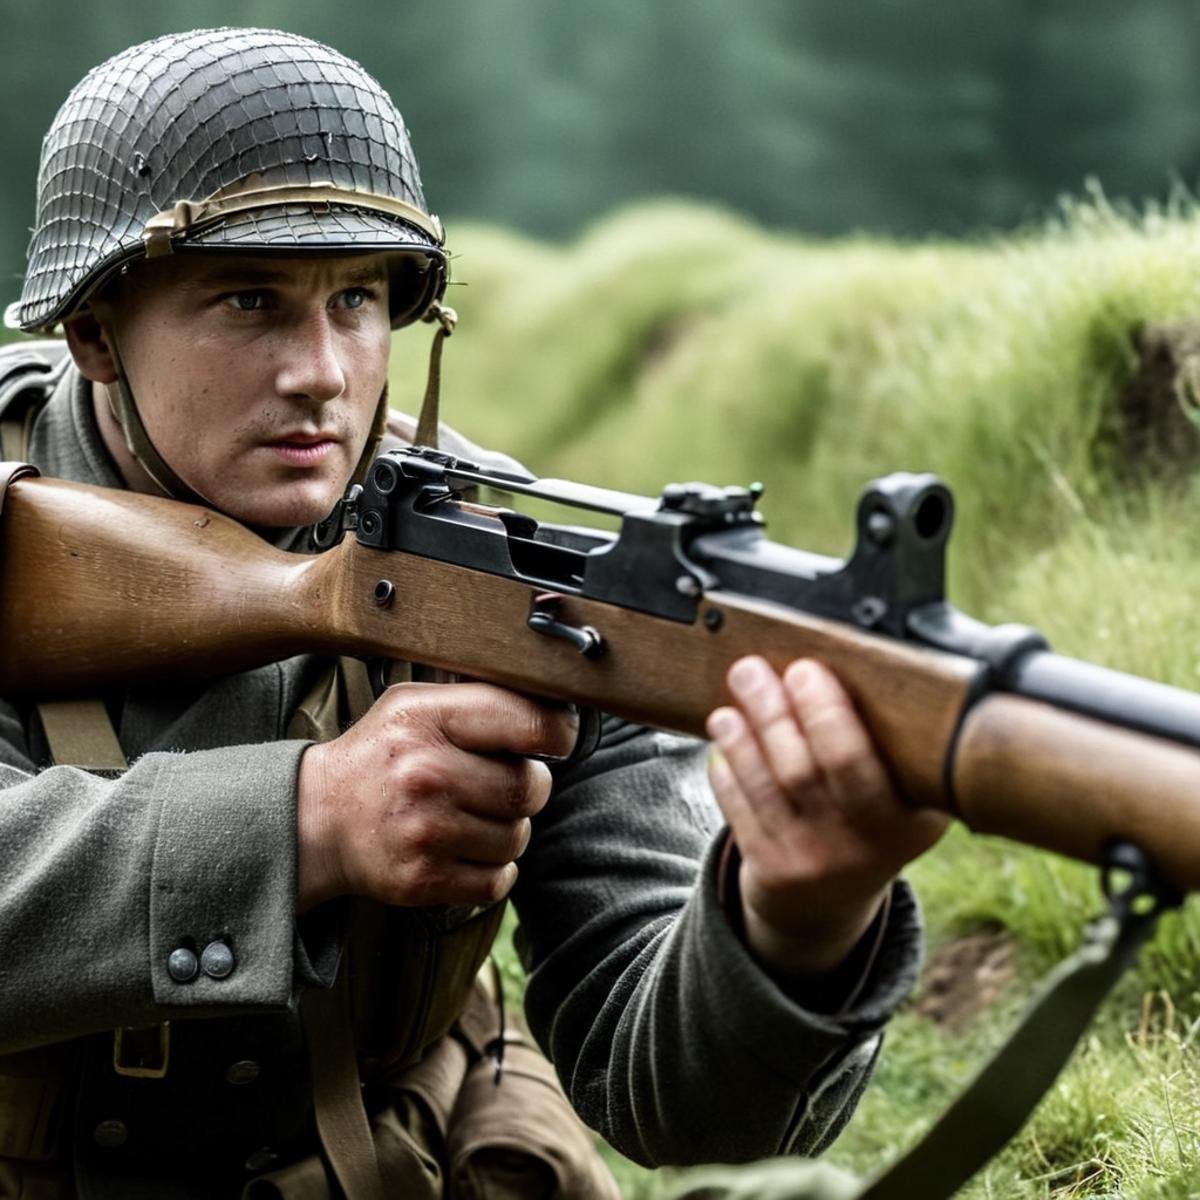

left=0, top=355, right=924, bottom=1197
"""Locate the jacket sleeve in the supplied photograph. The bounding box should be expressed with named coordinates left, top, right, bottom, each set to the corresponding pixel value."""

left=0, top=700, right=335, bottom=1054
left=511, top=718, right=923, bottom=1168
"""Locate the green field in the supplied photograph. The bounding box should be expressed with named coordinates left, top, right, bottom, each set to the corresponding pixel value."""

left=390, top=197, right=1200, bottom=1198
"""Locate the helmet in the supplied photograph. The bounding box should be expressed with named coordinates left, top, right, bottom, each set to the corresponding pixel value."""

left=6, top=27, right=446, bottom=333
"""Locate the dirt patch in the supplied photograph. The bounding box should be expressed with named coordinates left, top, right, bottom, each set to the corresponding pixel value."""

left=1115, top=321, right=1200, bottom=474
left=914, top=931, right=1016, bottom=1031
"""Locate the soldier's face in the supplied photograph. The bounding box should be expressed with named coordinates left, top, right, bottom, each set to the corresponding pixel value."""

left=82, top=252, right=392, bottom=527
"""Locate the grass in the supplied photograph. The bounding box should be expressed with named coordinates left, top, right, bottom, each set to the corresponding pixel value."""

left=390, top=194, right=1200, bottom=1197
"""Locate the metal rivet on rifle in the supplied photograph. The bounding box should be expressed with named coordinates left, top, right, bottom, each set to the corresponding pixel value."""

left=703, top=608, right=724, bottom=632
left=867, top=509, right=895, bottom=546
left=676, top=574, right=701, bottom=598
left=374, top=580, right=395, bottom=608
left=852, top=596, right=888, bottom=628
left=359, top=510, right=382, bottom=537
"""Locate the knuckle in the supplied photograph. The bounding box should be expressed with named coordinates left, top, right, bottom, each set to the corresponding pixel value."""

left=403, top=860, right=449, bottom=907
left=394, top=755, right=451, bottom=803
left=382, top=688, right=448, bottom=740
left=523, top=701, right=574, bottom=758
left=525, top=704, right=555, bottom=753
left=778, top=755, right=817, bottom=796
left=820, top=733, right=887, bottom=800
left=403, top=811, right=441, bottom=854
left=494, top=763, right=532, bottom=817
left=819, top=736, right=864, bottom=781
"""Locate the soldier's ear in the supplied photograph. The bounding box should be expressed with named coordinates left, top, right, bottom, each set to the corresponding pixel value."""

left=63, top=309, right=118, bottom=384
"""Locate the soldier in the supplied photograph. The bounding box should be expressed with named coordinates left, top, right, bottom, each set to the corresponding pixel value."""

left=0, top=28, right=944, bottom=1199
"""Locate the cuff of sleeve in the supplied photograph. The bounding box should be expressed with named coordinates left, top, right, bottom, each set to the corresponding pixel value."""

left=147, top=740, right=310, bottom=1010
left=716, top=832, right=913, bottom=1017
left=698, top=831, right=922, bottom=1067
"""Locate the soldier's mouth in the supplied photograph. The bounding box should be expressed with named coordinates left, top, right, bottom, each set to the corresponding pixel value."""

left=266, top=439, right=338, bottom=466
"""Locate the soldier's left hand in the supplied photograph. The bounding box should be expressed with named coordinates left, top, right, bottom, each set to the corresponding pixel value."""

left=706, top=656, right=948, bottom=978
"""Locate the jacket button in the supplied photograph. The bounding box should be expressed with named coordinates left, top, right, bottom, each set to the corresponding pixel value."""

left=225, top=1059, right=261, bottom=1086
left=200, top=940, right=235, bottom=979
left=166, top=947, right=198, bottom=983
left=245, top=1147, right=280, bottom=1172
left=93, top=1119, right=128, bottom=1148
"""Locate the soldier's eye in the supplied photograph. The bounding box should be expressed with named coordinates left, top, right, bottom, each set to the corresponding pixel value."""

left=338, top=287, right=373, bottom=310
left=228, top=290, right=268, bottom=311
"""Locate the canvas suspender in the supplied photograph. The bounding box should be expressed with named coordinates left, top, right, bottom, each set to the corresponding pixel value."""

left=0, top=347, right=129, bottom=773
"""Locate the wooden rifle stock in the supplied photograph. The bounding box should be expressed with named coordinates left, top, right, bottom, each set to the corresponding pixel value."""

left=4, top=470, right=1200, bottom=891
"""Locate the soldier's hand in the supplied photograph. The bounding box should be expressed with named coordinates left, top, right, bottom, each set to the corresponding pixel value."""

left=296, top=682, right=577, bottom=912
left=706, top=656, right=947, bottom=977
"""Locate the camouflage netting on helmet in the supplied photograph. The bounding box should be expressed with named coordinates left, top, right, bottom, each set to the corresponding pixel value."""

left=11, top=27, right=444, bottom=332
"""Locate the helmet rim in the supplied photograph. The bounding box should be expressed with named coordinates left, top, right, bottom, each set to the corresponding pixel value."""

left=6, top=204, right=447, bottom=334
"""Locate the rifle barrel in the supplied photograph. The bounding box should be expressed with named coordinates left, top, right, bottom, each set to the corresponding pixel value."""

left=1009, top=651, right=1200, bottom=750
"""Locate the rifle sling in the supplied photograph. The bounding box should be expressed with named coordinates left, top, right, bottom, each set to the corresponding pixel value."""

left=855, top=885, right=1167, bottom=1200
left=668, top=880, right=1168, bottom=1200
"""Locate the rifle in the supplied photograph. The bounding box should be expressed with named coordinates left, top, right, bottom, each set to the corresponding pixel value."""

left=3, top=448, right=1200, bottom=891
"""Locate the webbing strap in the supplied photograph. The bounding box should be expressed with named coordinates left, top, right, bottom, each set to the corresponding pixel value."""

left=414, top=303, right=457, bottom=451
left=856, top=849, right=1176, bottom=1200
left=301, top=966, right=386, bottom=1200
left=289, top=661, right=389, bottom=1199
left=0, top=352, right=129, bottom=777
left=0, top=406, right=37, bottom=464
left=36, top=700, right=128, bottom=773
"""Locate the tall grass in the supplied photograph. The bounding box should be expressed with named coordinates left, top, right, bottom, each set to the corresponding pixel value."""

left=393, top=198, right=1200, bottom=1196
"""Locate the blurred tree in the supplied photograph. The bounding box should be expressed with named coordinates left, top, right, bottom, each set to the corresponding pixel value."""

left=2, top=0, right=1200, bottom=310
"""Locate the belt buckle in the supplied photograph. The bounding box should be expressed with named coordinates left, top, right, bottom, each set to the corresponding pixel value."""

left=113, top=1022, right=170, bottom=1079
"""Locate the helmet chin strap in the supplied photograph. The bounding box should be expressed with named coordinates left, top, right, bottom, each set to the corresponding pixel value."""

left=103, top=329, right=209, bottom=507
left=100, top=320, right=389, bottom=516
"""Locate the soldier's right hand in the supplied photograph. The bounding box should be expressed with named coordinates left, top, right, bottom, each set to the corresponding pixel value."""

left=295, top=682, right=577, bottom=912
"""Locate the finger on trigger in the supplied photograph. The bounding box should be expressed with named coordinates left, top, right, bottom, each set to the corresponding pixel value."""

left=440, top=685, right=578, bottom=759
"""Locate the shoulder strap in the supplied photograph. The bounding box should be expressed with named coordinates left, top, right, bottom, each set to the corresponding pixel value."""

left=37, top=699, right=128, bottom=774
left=0, top=345, right=129, bottom=774
left=0, top=341, right=72, bottom=462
